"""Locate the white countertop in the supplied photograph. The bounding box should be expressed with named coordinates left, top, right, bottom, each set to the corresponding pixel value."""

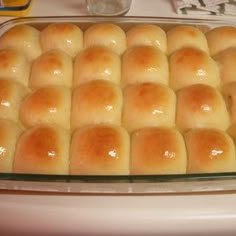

left=1, top=0, right=236, bottom=235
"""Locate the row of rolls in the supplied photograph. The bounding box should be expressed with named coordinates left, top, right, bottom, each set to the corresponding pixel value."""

left=1, top=23, right=236, bottom=89
left=1, top=21, right=236, bottom=58
left=2, top=119, right=236, bottom=175
left=0, top=79, right=233, bottom=133
left=1, top=22, right=236, bottom=175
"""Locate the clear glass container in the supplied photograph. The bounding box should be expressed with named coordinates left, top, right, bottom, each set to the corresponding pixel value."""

left=0, top=16, right=235, bottom=194
left=86, top=0, right=132, bottom=16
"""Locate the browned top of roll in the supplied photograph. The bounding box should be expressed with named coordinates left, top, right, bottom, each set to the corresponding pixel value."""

left=22, top=87, right=62, bottom=113
left=76, top=80, right=118, bottom=107
left=18, top=126, right=60, bottom=161
left=167, top=25, right=209, bottom=55
left=185, top=128, right=236, bottom=173
left=125, top=83, right=172, bottom=109
left=74, top=126, right=122, bottom=162
left=40, top=23, right=83, bottom=57
left=84, top=23, right=126, bottom=55
left=14, top=124, right=70, bottom=174
left=131, top=127, right=187, bottom=174
left=0, top=24, right=42, bottom=61
left=70, top=125, right=129, bottom=175
left=206, top=26, right=236, bottom=56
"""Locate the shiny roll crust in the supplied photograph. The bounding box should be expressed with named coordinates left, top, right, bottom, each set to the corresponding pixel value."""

left=122, top=83, right=176, bottom=132
left=70, top=125, right=130, bottom=175
left=29, top=49, right=73, bottom=88
left=71, top=80, right=122, bottom=130
left=20, top=86, right=71, bottom=130
left=0, top=24, right=42, bottom=61
left=185, top=128, right=236, bottom=173
left=167, top=25, right=209, bottom=55
left=13, top=125, right=70, bottom=175
left=0, top=79, right=29, bottom=122
left=84, top=23, right=126, bottom=55
left=40, top=23, right=83, bottom=57
left=169, top=47, right=220, bottom=91
left=73, top=46, right=121, bottom=87
left=206, top=26, right=236, bottom=56
left=122, top=45, right=169, bottom=87
left=176, top=84, right=230, bottom=131
left=0, top=49, right=30, bottom=87
left=0, top=119, right=22, bottom=173
left=131, top=128, right=187, bottom=175
left=126, top=24, right=167, bottom=53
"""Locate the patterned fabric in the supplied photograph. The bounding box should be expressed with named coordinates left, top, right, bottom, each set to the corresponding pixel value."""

left=173, top=0, right=236, bottom=15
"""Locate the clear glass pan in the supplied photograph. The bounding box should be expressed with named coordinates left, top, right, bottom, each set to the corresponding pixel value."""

left=0, top=16, right=236, bottom=194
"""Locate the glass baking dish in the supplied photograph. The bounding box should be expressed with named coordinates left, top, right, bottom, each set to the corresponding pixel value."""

left=0, top=16, right=236, bottom=194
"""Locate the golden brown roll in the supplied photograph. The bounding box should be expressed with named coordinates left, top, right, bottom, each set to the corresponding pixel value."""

left=40, top=23, right=83, bottom=57
left=131, top=127, right=187, bottom=175
left=0, top=79, right=29, bottom=122
left=29, top=49, right=73, bottom=88
left=20, top=86, right=71, bottom=130
left=13, top=124, right=70, bottom=175
left=122, top=46, right=169, bottom=87
left=122, top=83, right=176, bottom=132
left=167, top=25, right=209, bottom=55
left=73, top=46, right=121, bottom=87
left=126, top=24, right=167, bottom=53
left=176, top=84, right=230, bottom=131
left=169, top=47, right=220, bottom=91
left=0, top=119, right=22, bottom=173
left=222, top=82, right=236, bottom=125
left=206, top=26, right=236, bottom=56
left=185, top=128, right=236, bottom=173
left=0, top=48, right=30, bottom=86
left=84, top=23, right=126, bottom=55
left=214, top=47, right=236, bottom=85
left=0, top=24, right=42, bottom=61
left=71, top=80, right=122, bottom=130
left=70, top=125, right=130, bottom=175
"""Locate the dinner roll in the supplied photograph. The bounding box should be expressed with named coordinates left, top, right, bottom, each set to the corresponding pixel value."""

left=0, top=24, right=42, bottom=61
left=222, top=82, right=236, bottom=125
left=0, top=119, right=22, bottom=173
left=29, top=49, right=73, bottom=88
left=131, top=128, right=187, bottom=175
left=122, top=46, right=168, bottom=87
left=0, top=79, right=29, bottom=122
left=126, top=24, right=167, bottom=53
left=40, top=23, right=83, bottom=57
left=214, top=47, right=236, bottom=85
left=122, top=83, right=176, bottom=132
left=70, top=125, right=130, bottom=175
left=73, top=46, right=121, bottom=87
left=84, top=23, right=126, bottom=55
left=13, top=125, right=70, bottom=175
left=206, top=26, right=236, bottom=56
left=0, top=48, right=30, bottom=86
left=176, top=84, right=230, bottom=131
left=20, top=86, right=71, bottom=130
left=185, top=128, right=236, bottom=173
left=71, top=80, right=122, bottom=130
left=167, top=25, right=209, bottom=55
left=169, top=47, right=220, bottom=91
